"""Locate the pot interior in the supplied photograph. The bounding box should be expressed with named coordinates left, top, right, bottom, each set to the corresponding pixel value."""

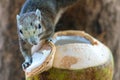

left=53, top=36, right=91, bottom=45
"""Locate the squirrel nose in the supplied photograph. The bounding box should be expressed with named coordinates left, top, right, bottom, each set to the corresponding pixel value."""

left=31, top=41, right=37, bottom=45
left=29, top=38, right=38, bottom=45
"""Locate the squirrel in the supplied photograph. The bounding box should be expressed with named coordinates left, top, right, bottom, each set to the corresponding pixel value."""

left=16, top=0, right=80, bottom=69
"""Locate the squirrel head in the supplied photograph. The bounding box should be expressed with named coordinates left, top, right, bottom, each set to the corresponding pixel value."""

left=16, top=9, right=45, bottom=45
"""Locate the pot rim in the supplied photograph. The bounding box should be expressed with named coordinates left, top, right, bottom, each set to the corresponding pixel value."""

left=52, top=30, right=98, bottom=45
left=25, top=41, right=56, bottom=77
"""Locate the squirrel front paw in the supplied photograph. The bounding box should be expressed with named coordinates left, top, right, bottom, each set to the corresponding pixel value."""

left=22, top=61, right=31, bottom=70
left=47, top=38, right=53, bottom=42
left=22, top=57, right=32, bottom=70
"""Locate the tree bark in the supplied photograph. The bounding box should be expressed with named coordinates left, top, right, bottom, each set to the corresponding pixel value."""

left=0, top=0, right=120, bottom=80
left=0, top=0, right=25, bottom=80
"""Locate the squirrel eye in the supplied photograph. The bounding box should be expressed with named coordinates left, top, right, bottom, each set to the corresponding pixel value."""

left=38, top=24, right=41, bottom=29
left=20, top=30, right=23, bottom=34
left=30, top=22, right=33, bottom=26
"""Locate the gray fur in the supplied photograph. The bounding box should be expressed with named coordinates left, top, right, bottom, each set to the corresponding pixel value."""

left=16, top=0, right=80, bottom=69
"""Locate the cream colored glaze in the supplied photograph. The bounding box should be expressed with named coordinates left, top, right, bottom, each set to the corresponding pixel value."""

left=53, top=36, right=91, bottom=45
left=53, top=35, right=111, bottom=70
left=25, top=42, right=56, bottom=77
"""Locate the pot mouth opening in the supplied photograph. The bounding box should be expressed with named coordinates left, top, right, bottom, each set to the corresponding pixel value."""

left=53, top=35, right=91, bottom=45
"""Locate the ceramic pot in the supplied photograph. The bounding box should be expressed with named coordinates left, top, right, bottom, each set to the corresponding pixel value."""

left=25, top=30, right=114, bottom=80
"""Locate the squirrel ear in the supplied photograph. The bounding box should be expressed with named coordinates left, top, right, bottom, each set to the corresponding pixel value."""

left=18, top=25, right=22, bottom=29
left=16, top=15, right=20, bottom=21
left=35, top=9, right=41, bottom=19
left=16, top=15, right=21, bottom=25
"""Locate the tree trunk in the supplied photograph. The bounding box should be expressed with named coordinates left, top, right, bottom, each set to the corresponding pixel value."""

left=0, top=0, right=25, bottom=80
left=0, top=0, right=119, bottom=80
